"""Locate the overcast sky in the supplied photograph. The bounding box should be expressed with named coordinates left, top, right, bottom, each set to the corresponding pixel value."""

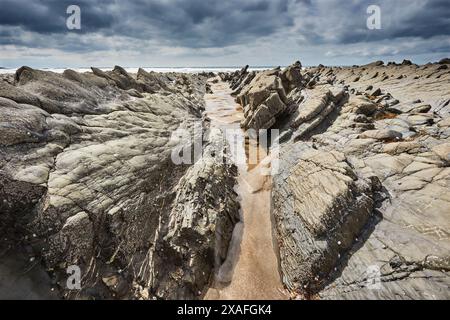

left=1, top=0, right=449, bottom=68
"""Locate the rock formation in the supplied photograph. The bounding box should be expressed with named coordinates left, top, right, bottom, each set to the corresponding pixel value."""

left=228, top=59, right=450, bottom=299
left=1, top=57, right=449, bottom=300
left=0, top=66, right=240, bottom=299
left=232, top=62, right=307, bottom=131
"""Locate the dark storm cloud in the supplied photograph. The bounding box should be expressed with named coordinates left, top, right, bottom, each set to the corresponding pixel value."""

left=0, top=0, right=449, bottom=61
left=388, top=0, right=450, bottom=40
left=107, top=0, right=295, bottom=47
left=0, top=0, right=294, bottom=48
left=288, top=0, right=450, bottom=45
left=333, top=0, right=450, bottom=45
left=0, top=0, right=114, bottom=34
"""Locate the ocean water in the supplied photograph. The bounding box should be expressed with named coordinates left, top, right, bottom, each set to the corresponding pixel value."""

left=0, top=66, right=274, bottom=75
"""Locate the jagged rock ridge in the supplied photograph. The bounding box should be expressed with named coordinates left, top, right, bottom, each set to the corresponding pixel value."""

left=226, top=59, right=450, bottom=299
left=0, top=66, right=240, bottom=299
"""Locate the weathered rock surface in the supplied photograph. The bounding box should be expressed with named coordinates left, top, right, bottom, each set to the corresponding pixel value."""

left=359, top=129, right=402, bottom=141
left=226, top=59, right=450, bottom=299
left=236, top=68, right=288, bottom=130
left=3, top=58, right=450, bottom=300
left=273, top=144, right=377, bottom=295
left=0, top=67, right=239, bottom=299
left=232, top=63, right=308, bottom=131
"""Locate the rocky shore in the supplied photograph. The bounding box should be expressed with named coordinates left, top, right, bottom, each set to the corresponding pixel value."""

left=1, top=58, right=449, bottom=300
left=224, top=59, right=450, bottom=299
left=0, top=66, right=239, bottom=299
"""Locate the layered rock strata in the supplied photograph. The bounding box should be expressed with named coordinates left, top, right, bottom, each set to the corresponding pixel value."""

left=228, top=59, right=450, bottom=299
left=0, top=66, right=240, bottom=299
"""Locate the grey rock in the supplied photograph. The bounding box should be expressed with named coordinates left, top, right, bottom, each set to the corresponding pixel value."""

left=0, top=67, right=239, bottom=300
left=359, top=129, right=403, bottom=141
left=273, top=144, right=376, bottom=295
left=432, top=143, right=450, bottom=162
left=269, top=60, right=450, bottom=300
left=237, top=68, right=289, bottom=130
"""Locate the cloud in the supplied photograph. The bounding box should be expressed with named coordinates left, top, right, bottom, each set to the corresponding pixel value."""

left=0, top=0, right=295, bottom=47
left=289, top=0, right=450, bottom=44
left=0, top=0, right=449, bottom=67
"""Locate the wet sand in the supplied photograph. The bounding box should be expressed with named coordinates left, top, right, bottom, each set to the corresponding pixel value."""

left=204, top=80, right=288, bottom=300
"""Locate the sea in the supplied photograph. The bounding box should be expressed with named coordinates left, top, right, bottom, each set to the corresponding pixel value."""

left=0, top=66, right=275, bottom=74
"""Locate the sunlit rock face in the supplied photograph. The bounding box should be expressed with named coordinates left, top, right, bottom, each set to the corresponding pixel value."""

left=230, top=60, right=450, bottom=299
left=231, top=62, right=306, bottom=132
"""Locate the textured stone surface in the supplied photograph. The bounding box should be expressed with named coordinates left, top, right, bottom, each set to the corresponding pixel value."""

left=3, top=59, right=450, bottom=300
left=273, top=144, right=376, bottom=295
left=0, top=67, right=240, bottom=299
left=233, top=63, right=309, bottom=131
left=229, top=60, right=450, bottom=299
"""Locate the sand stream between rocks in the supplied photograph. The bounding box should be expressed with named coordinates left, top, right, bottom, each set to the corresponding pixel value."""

left=0, top=78, right=288, bottom=300
left=204, top=80, right=288, bottom=300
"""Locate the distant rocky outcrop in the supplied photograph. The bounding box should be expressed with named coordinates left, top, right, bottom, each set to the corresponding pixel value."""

left=225, top=62, right=308, bottom=131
